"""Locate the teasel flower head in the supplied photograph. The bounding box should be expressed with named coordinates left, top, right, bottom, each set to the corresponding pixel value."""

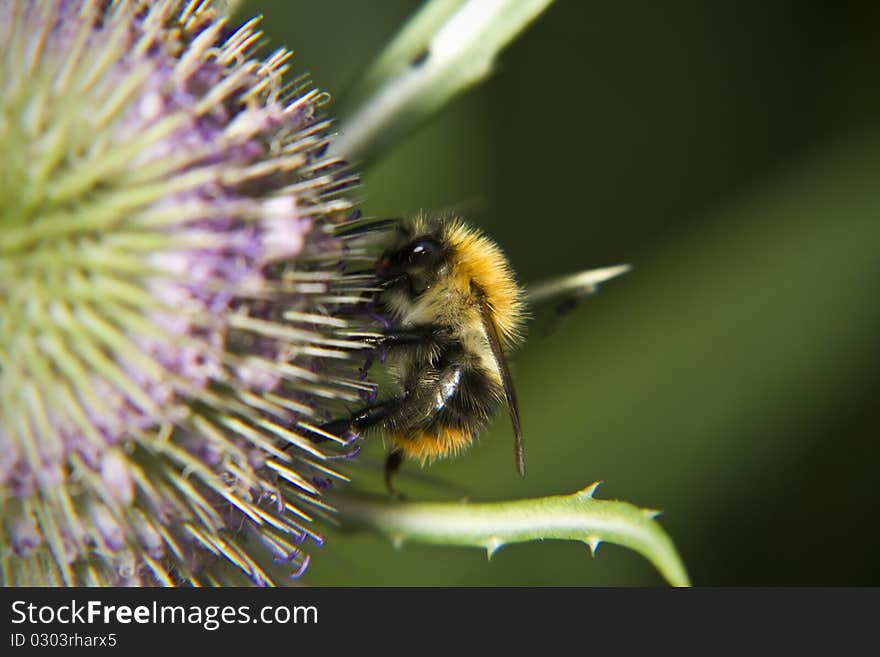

left=0, top=0, right=372, bottom=585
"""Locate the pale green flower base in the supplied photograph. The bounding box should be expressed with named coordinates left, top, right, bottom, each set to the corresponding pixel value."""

left=331, top=483, right=691, bottom=587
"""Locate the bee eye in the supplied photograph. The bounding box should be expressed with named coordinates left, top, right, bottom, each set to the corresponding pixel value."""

left=408, top=238, right=440, bottom=263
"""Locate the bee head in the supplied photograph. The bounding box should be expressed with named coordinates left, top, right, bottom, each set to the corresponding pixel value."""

left=377, top=228, right=449, bottom=295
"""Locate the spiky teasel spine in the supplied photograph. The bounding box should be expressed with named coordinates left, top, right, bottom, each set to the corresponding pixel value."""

left=0, top=0, right=375, bottom=586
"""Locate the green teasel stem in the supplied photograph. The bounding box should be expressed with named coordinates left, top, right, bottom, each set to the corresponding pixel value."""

left=340, top=0, right=466, bottom=113
left=331, top=483, right=691, bottom=587
left=332, top=0, right=555, bottom=164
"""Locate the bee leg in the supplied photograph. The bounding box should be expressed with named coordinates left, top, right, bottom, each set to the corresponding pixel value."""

left=318, top=417, right=362, bottom=443
left=299, top=401, right=412, bottom=498
left=348, top=402, right=397, bottom=431
left=384, top=449, right=405, bottom=497
left=363, top=325, right=443, bottom=349
left=314, top=402, right=396, bottom=443
left=359, top=326, right=445, bottom=370
left=289, top=402, right=395, bottom=451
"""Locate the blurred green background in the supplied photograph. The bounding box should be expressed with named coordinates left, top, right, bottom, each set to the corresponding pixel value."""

left=241, top=0, right=880, bottom=585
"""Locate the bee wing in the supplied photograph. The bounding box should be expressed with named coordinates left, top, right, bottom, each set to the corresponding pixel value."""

left=474, top=284, right=525, bottom=478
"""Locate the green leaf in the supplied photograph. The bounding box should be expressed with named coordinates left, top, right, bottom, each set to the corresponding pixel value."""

left=330, top=483, right=690, bottom=587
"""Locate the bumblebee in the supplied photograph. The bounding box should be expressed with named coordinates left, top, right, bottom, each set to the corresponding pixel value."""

left=329, top=213, right=527, bottom=493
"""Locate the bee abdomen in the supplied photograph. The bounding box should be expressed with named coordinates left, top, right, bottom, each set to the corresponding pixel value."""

left=387, top=358, right=502, bottom=463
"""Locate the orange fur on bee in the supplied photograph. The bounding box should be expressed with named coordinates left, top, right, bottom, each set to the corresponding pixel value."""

left=390, top=426, right=476, bottom=464
left=443, top=220, right=526, bottom=348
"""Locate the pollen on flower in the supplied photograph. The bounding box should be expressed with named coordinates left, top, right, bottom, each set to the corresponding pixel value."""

left=0, top=0, right=374, bottom=586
